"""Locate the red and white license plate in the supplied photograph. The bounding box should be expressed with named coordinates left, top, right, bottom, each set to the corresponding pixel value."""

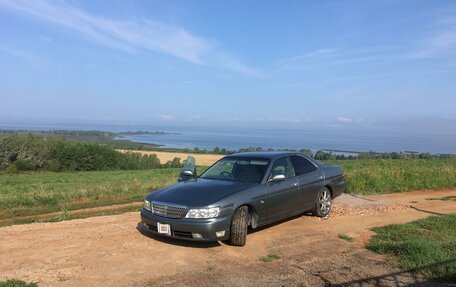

left=157, top=223, right=171, bottom=235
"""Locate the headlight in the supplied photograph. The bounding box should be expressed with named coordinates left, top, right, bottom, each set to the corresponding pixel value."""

left=144, top=200, right=152, bottom=211
left=185, top=207, right=220, bottom=219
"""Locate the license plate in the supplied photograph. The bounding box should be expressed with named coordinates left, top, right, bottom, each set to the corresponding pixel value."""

left=157, top=223, right=171, bottom=235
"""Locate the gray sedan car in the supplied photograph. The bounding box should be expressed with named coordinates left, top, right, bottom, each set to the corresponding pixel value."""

left=141, top=152, right=345, bottom=246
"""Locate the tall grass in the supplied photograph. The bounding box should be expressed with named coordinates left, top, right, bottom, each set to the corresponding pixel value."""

left=327, top=159, right=456, bottom=194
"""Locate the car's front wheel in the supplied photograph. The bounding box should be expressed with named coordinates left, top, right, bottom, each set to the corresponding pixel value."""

left=313, top=187, right=332, bottom=217
left=229, top=206, right=248, bottom=246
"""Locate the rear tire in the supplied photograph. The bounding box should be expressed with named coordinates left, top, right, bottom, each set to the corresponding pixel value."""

left=313, top=187, right=332, bottom=217
left=229, top=206, right=249, bottom=246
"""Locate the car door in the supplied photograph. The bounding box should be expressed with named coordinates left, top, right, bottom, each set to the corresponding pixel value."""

left=290, top=155, right=324, bottom=211
left=264, top=157, right=299, bottom=221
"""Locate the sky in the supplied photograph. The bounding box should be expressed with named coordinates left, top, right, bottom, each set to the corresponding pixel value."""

left=0, top=0, right=455, bottom=135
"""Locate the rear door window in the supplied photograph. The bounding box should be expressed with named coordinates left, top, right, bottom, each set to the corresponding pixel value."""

left=290, top=156, right=317, bottom=175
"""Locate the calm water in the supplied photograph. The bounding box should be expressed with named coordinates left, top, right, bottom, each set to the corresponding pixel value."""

left=2, top=124, right=455, bottom=154
left=120, top=127, right=456, bottom=154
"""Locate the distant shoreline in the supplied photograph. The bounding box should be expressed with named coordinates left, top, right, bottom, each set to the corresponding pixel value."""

left=117, top=130, right=181, bottom=136
left=1, top=128, right=455, bottom=156
left=0, top=128, right=166, bottom=150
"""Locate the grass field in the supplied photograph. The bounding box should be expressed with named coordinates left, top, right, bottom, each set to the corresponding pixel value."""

left=0, top=168, right=180, bottom=219
left=0, top=159, right=455, bottom=222
left=332, top=159, right=456, bottom=194
left=367, top=214, right=456, bottom=282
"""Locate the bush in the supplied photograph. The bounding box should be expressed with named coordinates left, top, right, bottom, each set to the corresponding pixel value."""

left=0, top=134, right=163, bottom=172
left=0, top=134, right=20, bottom=168
left=45, top=159, right=61, bottom=172
left=18, top=134, right=49, bottom=169
left=6, top=164, right=18, bottom=174
left=163, top=157, right=182, bottom=168
left=14, top=160, right=31, bottom=171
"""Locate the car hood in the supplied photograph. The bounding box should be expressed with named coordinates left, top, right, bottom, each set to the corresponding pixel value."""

left=146, top=178, right=256, bottom=207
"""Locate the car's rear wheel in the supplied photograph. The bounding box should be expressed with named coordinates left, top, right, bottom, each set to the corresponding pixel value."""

left=229, top=206, right=248, bottom=246
left=313, top=187, right=332, bottom=217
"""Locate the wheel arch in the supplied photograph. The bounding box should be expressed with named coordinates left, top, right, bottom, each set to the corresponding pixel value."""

left=234, top=203, right=258, bottom=229
left=324, top=184, right=333, bottom=198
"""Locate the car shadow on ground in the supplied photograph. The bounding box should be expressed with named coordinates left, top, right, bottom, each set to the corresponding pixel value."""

left=247, top=211, right=318, bottom=235
left=136, top=212, right=317, bottom=248
left=136, top=222, right=221, bottom=248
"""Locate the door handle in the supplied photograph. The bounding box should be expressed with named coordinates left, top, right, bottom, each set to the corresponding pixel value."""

left=291, top=182, right=298, bottom=187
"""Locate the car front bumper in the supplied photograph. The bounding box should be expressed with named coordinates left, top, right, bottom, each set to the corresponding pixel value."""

left=140, top=209, right=231, bottom=242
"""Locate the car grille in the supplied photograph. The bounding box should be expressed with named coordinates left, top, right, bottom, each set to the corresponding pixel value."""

left=152, top=202, right=187, bottom=219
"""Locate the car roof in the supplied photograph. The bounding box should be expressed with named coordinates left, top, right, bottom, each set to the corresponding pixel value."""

left=226, top=151, right=303, bottom=160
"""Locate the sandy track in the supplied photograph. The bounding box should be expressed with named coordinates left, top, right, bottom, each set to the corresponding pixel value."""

left=117, top=150, right=222, bottom=166
left=1, top=189, right=455, bottom=287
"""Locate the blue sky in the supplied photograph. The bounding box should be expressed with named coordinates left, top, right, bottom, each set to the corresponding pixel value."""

left=0, top=0, right=455, bottom=134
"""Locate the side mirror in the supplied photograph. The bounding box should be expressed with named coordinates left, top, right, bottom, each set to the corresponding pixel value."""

left=268, top=174, right=286, bottom=183
left=179, top=156, right=197, bottom=182
left=179, top=170, right=196, bottom=182
left=182, top=170, right=194, bottom=176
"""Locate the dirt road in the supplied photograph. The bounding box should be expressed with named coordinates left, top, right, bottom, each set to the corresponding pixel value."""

left=1, top=189, right=455, bottom=287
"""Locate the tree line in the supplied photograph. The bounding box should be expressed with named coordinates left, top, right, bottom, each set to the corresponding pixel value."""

left=0, top=134, right=182, bottom=172
left=190, top=146, right=455, bottom=160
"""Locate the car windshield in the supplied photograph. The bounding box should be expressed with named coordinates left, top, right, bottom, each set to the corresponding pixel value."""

left=200, top=157, right=269, bottom=183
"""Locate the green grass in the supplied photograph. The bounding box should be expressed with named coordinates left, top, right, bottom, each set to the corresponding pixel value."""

left=338, top=233, right=354, bottom=242
left=206, top=264, right=215, bottom=272
left=0, top=168, right=180, bottom=219
left=366, top=214, right=456, bottom=282
left=0, top=280, right=37, bottom=287
left=326, top=159, right=456, bottom=194
left=0, top=159, right=455, bottom=223
left=259, top=253, right=281, bottom=262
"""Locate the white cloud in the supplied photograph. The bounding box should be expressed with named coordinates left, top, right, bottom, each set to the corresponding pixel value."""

left=158, top=114, right=174, bottom=121
left=337, top=116, right=353, bottom=124
left=268, top=117, right=302, bottom=124
left=0, top=0, right=209, bottom=63
left=409, top=16, right=456, bottom=59
left=0, top=0, right=263, bottom=76
left=276, top=48, right=339, bottom=65
left=275, top=46, right=403, bottom=71
left=212, top=53, right=267, bottom=78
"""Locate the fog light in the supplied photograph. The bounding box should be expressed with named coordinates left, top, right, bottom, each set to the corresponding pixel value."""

left=192, top=233, right=203, bottom=239
left=216, top=231, right=225, bottom=237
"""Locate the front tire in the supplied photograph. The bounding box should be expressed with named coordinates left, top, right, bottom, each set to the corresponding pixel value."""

left=229, top=206, right=249, bottom=246
left=313, top=187, right=332, bottom=217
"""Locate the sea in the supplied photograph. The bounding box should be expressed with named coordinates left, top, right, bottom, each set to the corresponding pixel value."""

left=120, top=127, right=456, bottom=154
left=2, top=124, right=455, bottom=154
